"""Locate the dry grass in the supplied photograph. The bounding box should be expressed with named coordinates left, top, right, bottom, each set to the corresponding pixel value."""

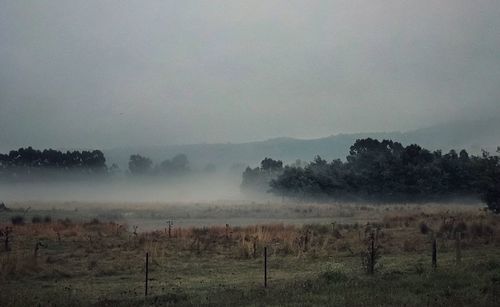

left=1, top=203, right=499, bottom=306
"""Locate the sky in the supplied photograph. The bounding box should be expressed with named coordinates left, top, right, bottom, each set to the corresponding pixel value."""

left=0, top=0, right=499, bottom=150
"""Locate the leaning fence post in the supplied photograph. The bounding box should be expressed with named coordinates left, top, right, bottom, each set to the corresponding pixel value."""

left=264, top=246, right=268, bottom=288
left=145, top=252, right=149, bottom=297
left=432, top=237, right=437, bottom=270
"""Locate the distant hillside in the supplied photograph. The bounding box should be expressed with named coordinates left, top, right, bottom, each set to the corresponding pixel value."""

left=402, top=117, right=500, bottom=153
left=105, top=118, right=500, bottom=170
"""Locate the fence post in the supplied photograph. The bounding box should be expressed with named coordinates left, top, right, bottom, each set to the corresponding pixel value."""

left=264, top=246, right=268, bottom=288
left=369, top=232, right=375, bottom=275
left=145, top=252, right=149, bottom=297
left=168, top=221, right=173, bottom=238
left=304, top=231, right=308, bottom=252
left=432, top=237, right=437, bottom=270
left=4, top=227, right=12, bottom=252
left=456, top=232, right=462, bottom=264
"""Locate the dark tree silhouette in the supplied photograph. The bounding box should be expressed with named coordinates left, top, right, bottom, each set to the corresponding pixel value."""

left=241, top=158, right=284, bottom=193
left=0, top=147, right=108, bottom=180
left=128, top=154, right=153, bottom=175
left=159, top=154, right=190, bottom=176
left=240, top=138, right=500, bottom=211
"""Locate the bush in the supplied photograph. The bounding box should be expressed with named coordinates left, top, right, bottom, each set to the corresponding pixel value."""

left=419, top=222, right=430, bottom=234
left=43, top=216, right=52, bottom=223
left=484, top=185, right=500, bottom=214
left=11, top=215, right=25, bottom=225
left=32, top=215, right=42, bottom=224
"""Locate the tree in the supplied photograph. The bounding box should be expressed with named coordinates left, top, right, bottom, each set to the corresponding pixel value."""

left=159, top=154, right=190, bottom=176
left=259, top=138, right=500, bottom=207
left=128, top=154, right=153, bottom=175
left=241, top=158, right=284, bottom=193
left=260, top=158, right=283, bottom=172
left=484, top=185, right=500, bottom=213
left=0, top=147, right=109, bottom=180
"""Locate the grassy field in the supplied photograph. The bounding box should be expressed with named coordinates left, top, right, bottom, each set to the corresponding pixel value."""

left=1, top=202, right=500, bottom=306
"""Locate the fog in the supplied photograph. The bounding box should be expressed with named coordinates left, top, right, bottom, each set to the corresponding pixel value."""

left=1, top=1, right=499, bottom=151
left=1, top=1, right=499, bottom=203
left=0, top=172, right=249, bottom=203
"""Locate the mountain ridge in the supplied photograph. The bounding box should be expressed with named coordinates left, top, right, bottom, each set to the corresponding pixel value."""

left=105, top=118, right=500, bottom=170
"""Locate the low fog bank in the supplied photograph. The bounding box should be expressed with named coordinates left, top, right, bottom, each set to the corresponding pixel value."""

left=0, top=172, right=261, bottom=203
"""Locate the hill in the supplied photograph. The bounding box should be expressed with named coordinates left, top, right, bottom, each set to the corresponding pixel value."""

left=104, top=118, right=500, bottom=170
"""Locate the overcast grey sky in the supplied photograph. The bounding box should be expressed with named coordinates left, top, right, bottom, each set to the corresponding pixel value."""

left=0, top=0, right=499, bottom=150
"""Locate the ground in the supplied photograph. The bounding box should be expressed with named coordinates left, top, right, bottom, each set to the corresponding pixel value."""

left=1, top=201, right=499, bottom=306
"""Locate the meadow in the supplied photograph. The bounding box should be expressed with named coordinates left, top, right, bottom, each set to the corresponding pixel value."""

left=1, top=202, right=500, bottom=306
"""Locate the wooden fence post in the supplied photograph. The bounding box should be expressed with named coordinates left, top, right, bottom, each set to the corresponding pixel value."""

left=251, top=238, right=255, bottom=258
left=264, top=247, right=268, bottom=288
left=304, top=231, right=309, bottom=252
left=145, top=252, right=149, bottom=297
left=4, top=227, right=12, bottom=252
left=369, top=232, right=375, bottom=275
left=456, top=232, right=462, bottom=264
left=167, top=221, right=173, bottom=238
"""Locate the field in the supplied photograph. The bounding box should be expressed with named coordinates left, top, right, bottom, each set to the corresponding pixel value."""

left=1, top=202, right=500, bottom=306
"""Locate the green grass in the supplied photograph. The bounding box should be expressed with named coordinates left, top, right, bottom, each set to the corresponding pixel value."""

left=4, top=251, right=500, bottom=306
left=1, top=203, right=499, bottom=306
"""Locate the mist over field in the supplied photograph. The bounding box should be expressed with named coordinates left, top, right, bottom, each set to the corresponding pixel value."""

left=2, top=2, right=500, bottom=306
left=0, top=172, right=248, bottom=203
left=1, top=1, right=499, bottom=204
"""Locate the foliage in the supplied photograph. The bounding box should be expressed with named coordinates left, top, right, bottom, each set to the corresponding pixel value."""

left=158, top=154, right=190, bottom=176
left=0, top=147, right=107, bottom=180
left=243, top=139, right=500, bottom=210
left=128, top=154, right=153, bottom=175
left=241, top=158, right=284, bottom=193
left=128, top=153, right=191, bottom=177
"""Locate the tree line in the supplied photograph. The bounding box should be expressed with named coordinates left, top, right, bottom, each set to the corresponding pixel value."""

left=242, top=138, right=500, bottom=212
left=0, top=147, right=107, bottom=180
left=128, top=153, right=192, bottom=176
left=0, top=147, right=199, bottom=180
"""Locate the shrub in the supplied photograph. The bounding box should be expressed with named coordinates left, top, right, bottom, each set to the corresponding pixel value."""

left=43, top=216, right=52, bottom=223
left=32, top=215, right=42, bottom=224
left=11, top=215, right=25, bottom=225
left=419, top=222, right=430, bottom=234
left=484, top=184, right=500, bottom=214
